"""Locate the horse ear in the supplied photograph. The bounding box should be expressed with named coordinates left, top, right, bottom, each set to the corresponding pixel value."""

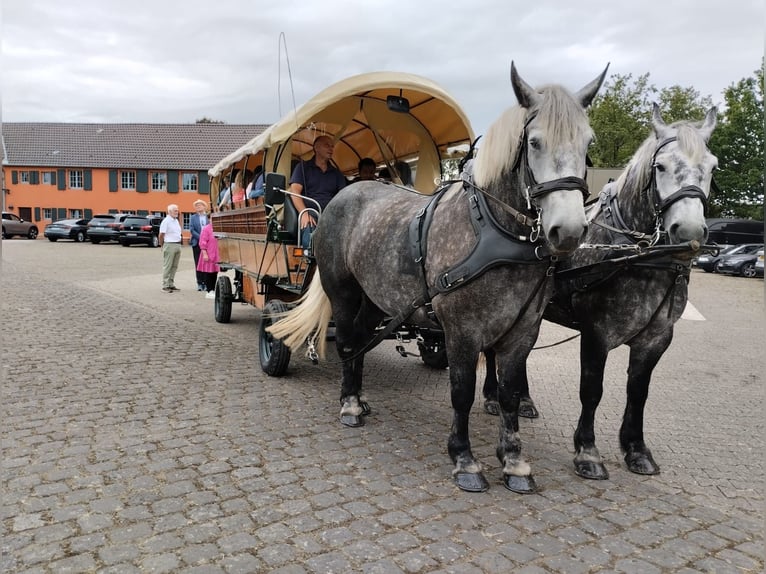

left=510, top=61, right=540, bottom=109
left=650, top=102, right=669, bottom=135
left=576, top=63, right=609, bottom=108
left=699, top=106, right=718, bottom=141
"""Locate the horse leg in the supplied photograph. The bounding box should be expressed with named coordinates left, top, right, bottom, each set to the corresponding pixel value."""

left=448, top=355, right=489, bottom=492
left=483, top=349, right=539, bottom=418
left=620, top=333, right=672, bottom=475
left=336, top=294, right=383, bottom=427
left=573, top=332, right=610, bottom=480
left=495, top=351, right=538, bottom=494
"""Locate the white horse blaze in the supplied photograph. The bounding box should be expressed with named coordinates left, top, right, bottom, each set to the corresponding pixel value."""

left=340, top=395, right=364, bottom=416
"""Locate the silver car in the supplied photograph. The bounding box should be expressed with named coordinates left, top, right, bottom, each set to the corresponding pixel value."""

left=2, top=212, right=39, bottom=239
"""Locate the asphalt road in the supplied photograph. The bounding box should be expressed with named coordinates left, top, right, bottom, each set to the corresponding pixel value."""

left=1, top=238, right=763, bottom=573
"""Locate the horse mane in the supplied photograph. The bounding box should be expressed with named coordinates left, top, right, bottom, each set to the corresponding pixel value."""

left=615, top=119, right=710, bottom=198
left=472, top=85, right=589, bottom=187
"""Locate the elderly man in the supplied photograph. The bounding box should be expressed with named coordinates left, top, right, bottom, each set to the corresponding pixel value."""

left=158, top=204, right=183, bottom=292
left=289, top=135, right=347, bottom=248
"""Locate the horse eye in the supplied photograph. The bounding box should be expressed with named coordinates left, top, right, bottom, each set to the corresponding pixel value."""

left=654, top=162, right=666, bottom=173
left=529, top=138, right=541, bottom=151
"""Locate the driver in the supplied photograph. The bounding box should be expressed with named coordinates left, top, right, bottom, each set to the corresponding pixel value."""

left=289, top=135, right=347, bottom=247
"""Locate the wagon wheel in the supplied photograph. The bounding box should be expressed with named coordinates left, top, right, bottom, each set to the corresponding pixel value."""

left=418, top=336, right=449, bottom=369
left=259, top=299, right=292, bottom=376
left=214, top=276, right=233, bottom=323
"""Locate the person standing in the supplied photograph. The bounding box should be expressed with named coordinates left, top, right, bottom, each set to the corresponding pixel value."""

left=197, top=222, right=220, bottom=299
left=189, top=199, right=209, bottom=291
left=158, top=204, right=183, bottom=292
left=289, top=135, right=346, bottom=247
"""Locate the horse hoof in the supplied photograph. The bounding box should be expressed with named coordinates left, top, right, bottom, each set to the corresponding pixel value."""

left=518, top=398, right=539, bottom=419
left=574, top=460, right=609, bottom=480
left=625, top=452, right=660, bottom=475
left=503, top=473, right=537, bottom=494
left=483, top=400, right=500, bottom=416
left=454, top=472, right=490, bottom=492
left=340, top=414, right=365, bottom=427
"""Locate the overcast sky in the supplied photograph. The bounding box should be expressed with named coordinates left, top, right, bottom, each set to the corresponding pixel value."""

left=2, top=0, right=763, bottom=136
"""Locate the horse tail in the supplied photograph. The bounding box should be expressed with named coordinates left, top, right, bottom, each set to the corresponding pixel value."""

left=265, top=269, right=332, bottom=359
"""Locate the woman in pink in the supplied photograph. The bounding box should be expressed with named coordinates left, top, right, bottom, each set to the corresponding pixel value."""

left=231, top=171, right=246, bottom=203
left=197, top=222, right=220, bottom=298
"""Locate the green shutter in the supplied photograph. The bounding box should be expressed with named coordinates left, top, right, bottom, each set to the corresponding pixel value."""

left=84, top=208, right=93, bottom=219
left=84, top=169, right=92, bottom=191
left=137, top=170, right=148, bottom=193
left=57, top=208, right=67, bottom=220
left=57, top=170, right=66, bottom=190
left=109, top=170, right=118, bottom=192
left=167, top=170, right=179, bottom=193
left=31, top=171, right=40, bottom=185
left=50, top=171, right=57, bottom=186
left=198, top=171, right=210, bottom=194
left=138, top=209, right=148, bottom=216
left=34, top=207, right=41, bottom=220
left=12, top=171, right=18, bottom=184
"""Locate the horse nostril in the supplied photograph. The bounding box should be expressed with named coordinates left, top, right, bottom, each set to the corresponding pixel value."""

left=669, top=223, right=680, bottom=238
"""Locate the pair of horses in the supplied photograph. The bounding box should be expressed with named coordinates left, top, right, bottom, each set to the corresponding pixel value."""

left=267, top=63, right=718, bottom=493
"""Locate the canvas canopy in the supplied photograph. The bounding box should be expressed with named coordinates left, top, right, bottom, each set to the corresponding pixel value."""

left=209, top=71, right=475, bottom=192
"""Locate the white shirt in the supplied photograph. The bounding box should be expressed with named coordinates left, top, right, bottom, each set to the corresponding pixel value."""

left=160, top=216, right=183, bottom=243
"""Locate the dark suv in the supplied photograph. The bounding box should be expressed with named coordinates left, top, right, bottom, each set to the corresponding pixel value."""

left=119, top=215, right=163, bottom=248
left=87, top=213, right=131, bottom=243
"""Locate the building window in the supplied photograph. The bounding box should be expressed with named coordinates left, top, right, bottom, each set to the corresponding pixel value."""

left=182, top=173, right=198, bottom=192
left=42, top=172, right=54, bottom=185
left=43, top=208, right=52, bottom=220
left=121, top=170, right=136, bottom=190
left=69, top=170, right=83, bottom=189
left=70, top=209, right=82, bottom=218
left=20, top=171, right=30, bottom=184
left=151, top=172, right=167, bottom=191
left=182, top=212, right=192, bottom=230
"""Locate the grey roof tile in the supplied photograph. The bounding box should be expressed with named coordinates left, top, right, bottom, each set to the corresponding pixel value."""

left=1, top=122, right=268, bottom=170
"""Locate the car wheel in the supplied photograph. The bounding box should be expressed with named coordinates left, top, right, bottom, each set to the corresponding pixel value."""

left=75, top=231, right=86, bottom=243
left=90, top=238, right=101, bottom=244
left=48, top=237, right=58, bottom=242
left=214, top=276, right=233, bottom=323
left=150, top=234, right=160, bottom=248
left=259, top=299, right=292, bottom=376
left=27, top=227, right=38, bottom=239
left=2, top=228, right=10, bottom=239
left=714, top=261, right=723, bottom=273
left=741, top=263, right=757, bottom=278
left=120, top=240, right=129, bottom=247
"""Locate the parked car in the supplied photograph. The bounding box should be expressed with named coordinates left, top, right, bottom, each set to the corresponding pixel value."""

left=753, top=250, right=763, bottom=278
left=87, top=213, right=131, bottom=243
left=2, top=212, right=39, bottom=239
left=715, top=244, right=764, bottom=277
left=44, top=218, right=90, bottom=242
left=695, top=243, right=760, bottom=272
left=119, top=215, right=163, bottom=247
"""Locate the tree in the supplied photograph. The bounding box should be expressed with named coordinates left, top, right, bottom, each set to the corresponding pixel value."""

left=587, top=73, right=655, bottom=167
left=708, top=65, right=764, bottom=220
left=657, top=85, right=712, bottom=124
left=196, top=117, right=225, bottom=124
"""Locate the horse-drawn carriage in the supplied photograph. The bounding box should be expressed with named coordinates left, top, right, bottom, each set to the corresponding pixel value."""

left=208, top=72, right=475, bottom=375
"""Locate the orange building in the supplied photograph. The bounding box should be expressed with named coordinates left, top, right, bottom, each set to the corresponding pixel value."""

left=1, top=122, right=267, bottom=237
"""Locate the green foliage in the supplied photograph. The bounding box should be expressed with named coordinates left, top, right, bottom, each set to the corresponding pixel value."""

left=196, top=117, right=225, bottom=124
left=708, top=65, right=764, bottom=219
left=657, top=86, right=712, bottom=124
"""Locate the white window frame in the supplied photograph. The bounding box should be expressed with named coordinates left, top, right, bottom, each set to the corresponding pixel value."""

left=43, top=208, right=53, bottom=220
left=69, top=170, right=83, bottom=189
left=151, top=171, right=167, bottom=191
left=182, top=212, right=192, bottom=230
left=20, top=171, right=30, bottom=184
left=70, top=209, right=82, bottom=218
left=121, top=170, right=136, bottom=191
left=42, top=172, right=54, bottom=185
left=182, top=173, right=198, bottom=192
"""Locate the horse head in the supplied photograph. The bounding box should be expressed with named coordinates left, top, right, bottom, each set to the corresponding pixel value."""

left=639, top=104, right=718, bottom=245
left=509, top=62, right=608, bottom=255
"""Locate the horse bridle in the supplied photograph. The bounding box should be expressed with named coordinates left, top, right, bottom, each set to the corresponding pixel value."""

left=646, top=136, right=709, bottom=217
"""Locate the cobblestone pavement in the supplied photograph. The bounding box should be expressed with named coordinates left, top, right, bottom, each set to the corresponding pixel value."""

left=1, top=239, right=763, bottom=573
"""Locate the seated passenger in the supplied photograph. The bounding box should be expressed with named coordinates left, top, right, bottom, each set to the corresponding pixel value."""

left=289, top=135, right=347, bottom=248
left=351, top=157, right=376, bottom=183
left=247, top=167, right=265, bottom=199
left=231, top=171, right=246, bottom=203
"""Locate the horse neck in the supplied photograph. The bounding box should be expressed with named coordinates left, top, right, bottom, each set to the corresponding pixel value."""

left=482, top=170, right=531, bottom=236
left=612, top=169, right=656, bottom=234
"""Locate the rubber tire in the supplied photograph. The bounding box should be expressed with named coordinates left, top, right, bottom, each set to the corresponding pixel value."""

left=150, top=234, right=160, bottom=248
left=214, top=276, right=233, bottom=323
left=1, top=228, right=6, bottom=239
left=259, top=299, right=292, bottom=376
left=741, top=263, right=756, bottom=278
left=120, top=240, right=130, bottom=247
left=27, top=227, right=38, bottom=239
left=418, top=338, right=449, bottom=369
left=75, top=231, right=86, bottom=243
left=90, top=238, right=101, bottom=244
left=48, top=237, right=58, bottom=242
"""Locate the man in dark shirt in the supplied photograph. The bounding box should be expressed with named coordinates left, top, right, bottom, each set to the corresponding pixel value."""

left=289, top=135, right=346, bottom=247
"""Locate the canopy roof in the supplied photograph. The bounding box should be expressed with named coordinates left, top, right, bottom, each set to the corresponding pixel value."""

left=209, top=71, right=474, bottom=189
